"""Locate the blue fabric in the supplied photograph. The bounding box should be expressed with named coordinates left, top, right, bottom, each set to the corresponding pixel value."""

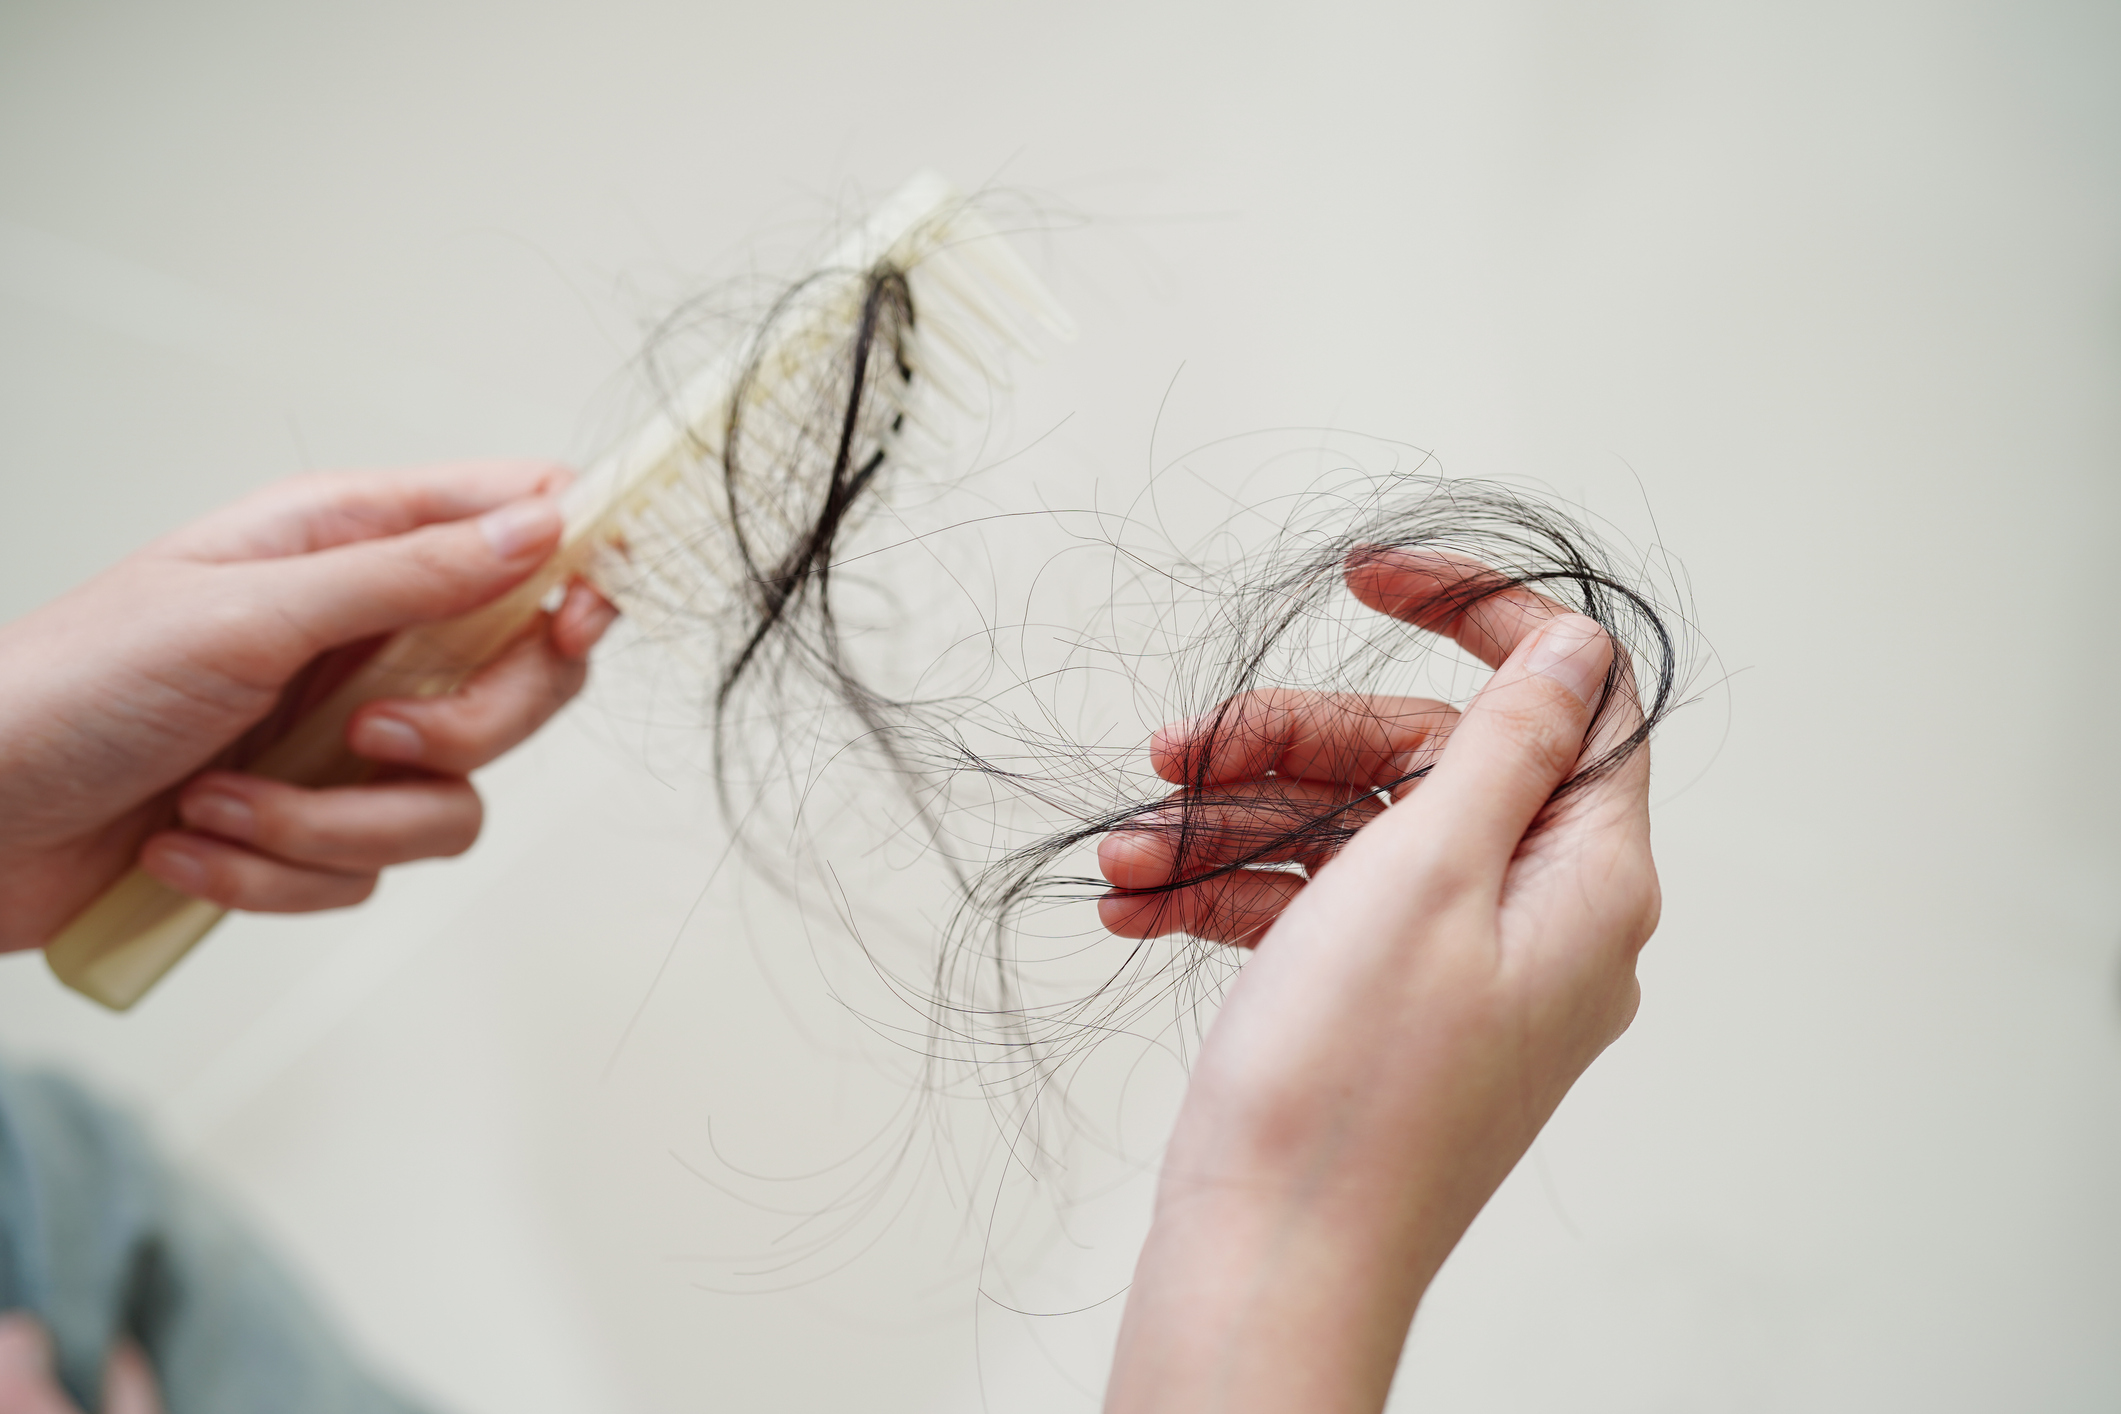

left=0, top=1061, right=433, bottom=1414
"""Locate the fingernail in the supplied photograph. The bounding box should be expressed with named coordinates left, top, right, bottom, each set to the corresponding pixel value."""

left=479, top=498, right=561, bottom=559
left=185, top=789, right=255, bottom=841
left=351, top=714, right=423, bottom=762
left=1524, top=614, right=1610, bottom=706
left=152, top=842, right=208, bottom=892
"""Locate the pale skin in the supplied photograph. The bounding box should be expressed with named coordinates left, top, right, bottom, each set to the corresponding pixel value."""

left=1098, top=550, right=1659, bottom=1413
left=0, top=460, right=615, bottom=954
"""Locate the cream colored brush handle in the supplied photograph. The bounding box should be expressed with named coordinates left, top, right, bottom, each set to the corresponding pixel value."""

left=45, top=558, right=580, bottom=1010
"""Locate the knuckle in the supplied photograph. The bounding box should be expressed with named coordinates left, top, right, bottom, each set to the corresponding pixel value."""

left=432, top=651, right=575, bottom=766
left=213, top=857, right=281, bottom=912
left=1420, top=858, right=1485, bottom=911
left=1491, top=692, right=1585, bottom=781
left=1577, top=849, right=1661, bottom=957
left=1099, top=891, right=1168, bottom=940
left=408, top=694, right=502, bottom=764
left=263, top=469, right=341, bottom=519
left=1627, top=864, right=1663, bottom=949
left=293, top=468, right=349, bottom=495
left=251, top=869, right=378, bottom=913
left=1601, top=976, right=1644, bottom=1046
left=1365, top=830, right=1479, bottom=906
left=395, top=531, right=474, bottom=593
left=185, top=854, right=245, bottom=910
left=252, top=790, right=363, bottom=865
left=266, top=472, right=359, bottom=542
left=436, top=788, right=485, bottom=856
left=265, top=867, right=375, bottom=913
left=197, top=588, right=311, bottom=684
left=546, top=655, right=588, bottom=710
left=250, top=794, right=325, bottom=857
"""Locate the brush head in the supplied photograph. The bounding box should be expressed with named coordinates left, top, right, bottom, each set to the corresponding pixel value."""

left=558, top=174, right=1071, bottom=675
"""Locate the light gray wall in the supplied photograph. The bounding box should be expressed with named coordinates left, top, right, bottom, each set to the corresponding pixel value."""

left=1, top=2, right=2116, bottom=1410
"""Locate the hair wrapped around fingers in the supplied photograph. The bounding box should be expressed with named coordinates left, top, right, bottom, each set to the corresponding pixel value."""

left=895, top=471, right=1692, bottom=1122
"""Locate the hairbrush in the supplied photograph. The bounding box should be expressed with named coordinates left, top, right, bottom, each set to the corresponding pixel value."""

left=46, top=171, right=1071, bottom=1010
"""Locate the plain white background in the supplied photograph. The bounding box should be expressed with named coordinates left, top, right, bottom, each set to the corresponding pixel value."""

left=2, top=1, right=2117, bottom=1410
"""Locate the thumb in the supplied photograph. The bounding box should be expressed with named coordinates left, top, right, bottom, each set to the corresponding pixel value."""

left=245, top=497, right=564, bottom=654
left=1404, top=613, right=1612, bottom=884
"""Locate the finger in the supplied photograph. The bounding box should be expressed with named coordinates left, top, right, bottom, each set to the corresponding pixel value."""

left=1149, top=689, right=1459, bottom=790
left=549, top=580, right=620, bottom=661
left=0, top=1314, right=82, bottom=1414
left=1345, top=547, right=1575, bottom=669
left=346, top=618, right=587, bottom=774
left=1348, top=546, right=1652, bottom=811
left=102, top=1341, right=162, bottom=1414
left=176, top=771, right=483, bottom=872
left=1099, top=870, right=1306, bottom=948
left=1097, top=782, right=1384, bottom=890
left=139, top=831, right=377, bottom=913
left=1402, top=613, right=1615, bottom=880
left=247, top=494, right=564, bottom=655
left=169, top=461, right=573, bottom=560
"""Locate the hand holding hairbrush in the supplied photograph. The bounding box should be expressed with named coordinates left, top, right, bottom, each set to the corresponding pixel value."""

left=34, top=173, right=1070, bottom=1009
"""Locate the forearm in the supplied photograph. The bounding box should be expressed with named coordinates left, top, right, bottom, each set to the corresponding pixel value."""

left=1108, top=1014, right=1546, bottom=1413
left=1108, top=1183, right=1451, bottom=1413
left=1098, top=587, right=1656, bottom=1411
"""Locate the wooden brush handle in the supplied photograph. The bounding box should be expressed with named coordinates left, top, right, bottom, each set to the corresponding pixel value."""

left=44, top=560, right=577, bottom=1010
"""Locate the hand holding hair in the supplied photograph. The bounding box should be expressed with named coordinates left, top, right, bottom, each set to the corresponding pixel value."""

left=0, top=462, right=618, bottom=954
left=1103, top=551, right=1659, bottom=1413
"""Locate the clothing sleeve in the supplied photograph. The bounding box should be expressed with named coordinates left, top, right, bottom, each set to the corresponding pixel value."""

left=0, top=1059, right=436, bottom=1414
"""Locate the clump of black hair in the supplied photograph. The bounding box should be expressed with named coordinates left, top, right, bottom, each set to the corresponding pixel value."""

left=833, top=467, right=1698, bottom=1145
left=604, top=254, right=933, bottom=861
left=714, top=266, right=914, bottom=717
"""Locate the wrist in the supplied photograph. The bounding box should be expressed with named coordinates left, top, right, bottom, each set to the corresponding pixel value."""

left=1111, top=1113, right=1499, bottom=1414
left=1111, top=1177, right=1450, bottom=1414
left=1109, top=1003, right=1547, bottom=1412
